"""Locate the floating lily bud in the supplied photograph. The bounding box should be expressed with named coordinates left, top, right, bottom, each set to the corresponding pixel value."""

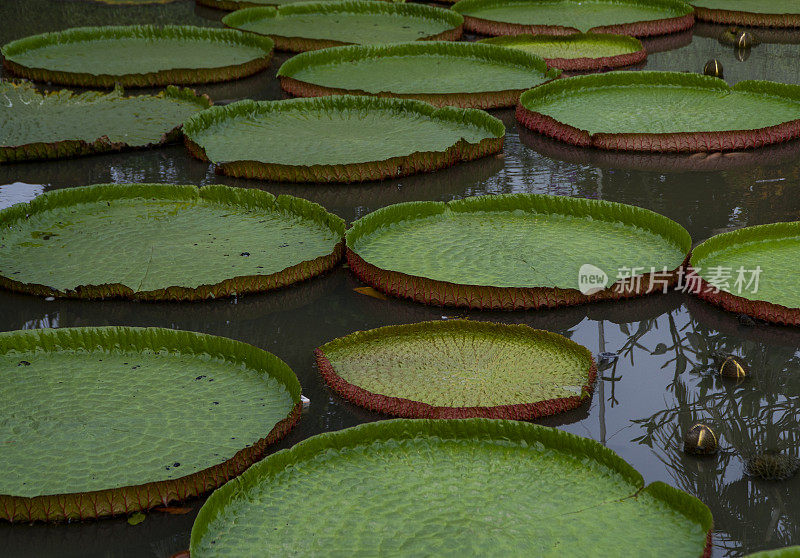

left=684, top=423, right=719, bottom=455
left=719, top=355, right=748, bottom=379
left=745, top=452, right=800, bottom=481
left=704, top=59, right=723, bottom=79
left=737, top=31, right=755, bottom=49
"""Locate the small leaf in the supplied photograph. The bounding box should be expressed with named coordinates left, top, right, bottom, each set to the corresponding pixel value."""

left=652, top=343, right=668, bottom=355
left=127, top=512, right=146, bottom=525
left=353, top=287, right=388, bottom=300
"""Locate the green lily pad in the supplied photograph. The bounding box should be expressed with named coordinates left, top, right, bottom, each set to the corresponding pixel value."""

left=316, top=320, right=596, bottom=418
left=182, top=95, right=505, bottom=182
left=1, top=25, right=274, bottom=88
left=517, top=71, right=800, bottom=152
left=690, top=222, right=800, bottom=326
left=692, top=1, right=800, bottom=28
left=223, top=1, right=463, bottom=52
left=0, top=82, right=211, bottom=164
left=198, top=0, right=396, bottom=10
left=277, top=41, right=560, bottom=108
left=0, top=183, right=345, bottom=300
left=0, top=326, right=301, bottom=522
left=190, top=419, right=712, bottom=556
left=346, top=193, right=690, bottom=309
left=478, top=33, right=645, bottom=70
left=745, top=547, right=800, bottom=558
left=451, top=0, right=694, bottom=37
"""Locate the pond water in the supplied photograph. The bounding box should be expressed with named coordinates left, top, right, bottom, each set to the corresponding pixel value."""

left=2, top=2, right=800, bottom=557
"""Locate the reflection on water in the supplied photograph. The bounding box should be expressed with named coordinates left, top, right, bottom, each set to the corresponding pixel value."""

left=3, top=1, right=800, bottom=556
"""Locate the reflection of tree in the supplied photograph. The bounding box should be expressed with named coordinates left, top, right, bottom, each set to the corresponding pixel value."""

left=630, top=307, right=800, bottom=556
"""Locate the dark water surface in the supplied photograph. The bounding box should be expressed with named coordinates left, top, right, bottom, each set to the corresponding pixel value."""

left=2, top=2, right=800, bottom=556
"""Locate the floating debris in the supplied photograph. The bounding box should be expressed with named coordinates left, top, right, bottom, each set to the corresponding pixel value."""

left=127, top=512, right=146, bottom=526
left=353, top=286, right=388, bottom=300
left=684, top=423, right=719, bottom=455
left=703, top=59, right=723, bottom=78
left=301, top=395, right=311, bottom=408
left=745, top=452, right=800, bottom=481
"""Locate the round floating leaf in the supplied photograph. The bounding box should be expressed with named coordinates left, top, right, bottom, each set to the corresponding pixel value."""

left=0, top=81, right=211, bottom=164
left=277, top=41, right=561, bottom=109
left=451, top=0, right=694, bottom=37
left=189, top=419, right=712, bottom=556
left=0, top=326, right=301, bottom=522
left=689, top=222, right=800, bottom=326
left=198, top=0, right=398, bottom=10
left=746, top=548, right=800, bottom=558
left=478, top=33, right=646, bottom=71
left=223, top=1, right=463, bottom=52
left=692, top=1, right=800, bottom=28
left=182, top=95, right=505, bottom=182
left=517, top=71, right=800, bottom=152
left=346, top=193, right=690, bottom=310
left=1, top=25, right=275, bottom=88
left=316, top=320, right=596, bottom=418
left=0, top=183, right=345, bottom=300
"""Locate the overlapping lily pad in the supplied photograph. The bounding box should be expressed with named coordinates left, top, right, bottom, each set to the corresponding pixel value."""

left=689, top=222, right=800, bottom=326
left=223, top=2, right=463, bottom=52
left=0, top=326, right=301, bottom=522
left=316, top=320, right=596, bottom=419
left=478, top=33, right=646, bottom=71
left=277, top=41, right=560, bottom=108
left=189, top=419, right=712, bottom=556
left=517, top=71, right=800, bottom=152
left=0, top=81, right=211, bottom=164
left=346, top=194, right=691, bottom=310
left=692, top=1, right=800, bottom=28
left=182, top=96, right=505, bottom=182
left=198, top=0, right=365, bottom=10
left=0, top=183, right=345, bottom=300
left=451, top=0, right=694, bottom=37
left=1, top=25, right=275, bottom=87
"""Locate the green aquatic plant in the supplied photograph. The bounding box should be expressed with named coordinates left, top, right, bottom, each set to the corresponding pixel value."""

left=745, top=452, right=800, bottom=481
left=0, top=183, right=345, bottom=300
left=277, top=41, right=560, bottom=108
left=182, top=95, right=505, bottom=182
left=223, top=1, right=463, bottom=52
left=1, top=25, right=275, bottom=87
left=0, top=326, right=301, bottom=522
left=189, top=419, right=712, bottom=556
left=316, top=320, right=596, bottom=418
left=346, top=193, right=691, bottom=309
left=690, top=221, right=800, bottom=325
left=478, top=32, right=646, bottom=71
left=692, top=1, right=800, bottom=28
left=517, top=71, right=800, bottom=151
left=451, top=0, right=694, bottom=37
left=0, top=82, right=210, bottom=164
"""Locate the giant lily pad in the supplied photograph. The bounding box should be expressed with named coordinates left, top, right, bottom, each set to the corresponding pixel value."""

left=1, top=25, right=274, bottom=88
left=0, top=183, right=345, bottom=300
left=479, top=33, right=646, bottom=71
left=451, top=0, right=694, bottom=37
left=692, top=1, right=800, bottom=28
left=315, top=320, right=596, bottom=419
left=0, top=326, right=301, bottom=522
left=0, top=81, right=211, bottom=164
left=689, top=222, right=800, bottom=326
left=277, top=41, right=560, bottom=109
left=223, top=2, right=463, bottom=52
left=198, top=0, right=390, bottom=10
left=346, top=194, right=691, bottom=310
left=517, top=71, right=800, bottom=152
left=189, top=419, right=712, bottom=556
left=182, top=95, right=505, bottom=182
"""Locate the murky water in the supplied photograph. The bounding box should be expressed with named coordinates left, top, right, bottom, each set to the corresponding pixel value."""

left=2, top=2, right=800, bottom=556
